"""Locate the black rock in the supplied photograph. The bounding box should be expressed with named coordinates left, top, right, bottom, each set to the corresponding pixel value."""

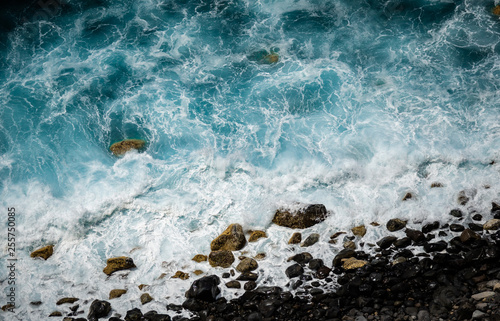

left=125, top=308, right=143, bottom=321
left=237, top=272, right=258, bottom=281
left=468, top=223, right=483, bottom=231
left=244, top=281, right=257, bottom=291
left=424, top=240, right=448, bottom=252
left=144, top=311, right=171, bottom=321
left=394, top=237, right=411, bottom=248
left=472, top=213, right=483, bottom=221
left=332, top=249, right=356, bottom=267
left=376, top=236, right=397, bottom=249
left=109, top=318, right=123, bottom=321
left=450, top=224, right=464, bottom=232
left=87, top=300, right=111, bottom=321
left=247, top=312, right=263, bottom=321
left=289, top=252, right=313, bottom=264
left=225, top=280, right=241, bottom=289
left=182, top=299, right=205, bottom=312
left=449, top=209, right=463, bottom=218
left=386, top=219, right=407, bottom=232
left=422, top=221, right=439, bottom=233
left=222, top=272, right=230, bottom=278
left=315, top=265, right=331, bottom=279
left=285, top=264, right=304, bottom=278
left=308, top=258, right=324, bottom=270
left=185, top=275, right=221, bottom=302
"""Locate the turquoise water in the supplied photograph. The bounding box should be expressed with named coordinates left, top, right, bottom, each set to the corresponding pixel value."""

left=2, top=0, right=500, bottom=318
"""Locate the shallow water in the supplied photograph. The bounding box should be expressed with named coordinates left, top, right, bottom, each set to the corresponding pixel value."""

left=1, top=0, right=500, bottom=319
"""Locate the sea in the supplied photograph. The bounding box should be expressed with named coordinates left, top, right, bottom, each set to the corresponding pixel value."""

left=1, top=0, right=500, bottom=319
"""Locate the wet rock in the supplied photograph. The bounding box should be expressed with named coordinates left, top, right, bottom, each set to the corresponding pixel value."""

left=30, top=245, right=54, bottom=260
left=450, top=224, right=465, bottom=232
left=288, top=232, right=302, bottom=244
left=431, top=182, right=443, bottom=188
left=193, top=270, right=203, bottom=276
left=244, top=281, right=257, bottom=291
left=236, top=257, right=258, bottom=272
left=301, top=233, right=320, bottom=247
left=172, top=271, right=189, bottom=280
left=316, top=265, right=331, bottom=279
left=143, top=311, right=171, bottom=321
left=394, top=237, right=411, bottom=248
left=376, top=236, right=397, bottom=249
left=424, top=240, right=447, bottom=252
left=124, top=308, right=143, bottom=321
left=333, top=249, right=356, bottom=267
left=352, top=225, right=367, bottom=237
left=494, top=5, right=500, bottom=15
left=460, top=229, right=480, bottom=243
left=469, top=223, right=483, bottom=231
left=471, top=291, right=495, bottom=300
left=248, top=230, right=267, bottom=242
left=457, top=190, right=471, bottom=205
left=225, top=281, right=241, bottom=289
left=208, top=250, right=235, bottom=268
left=254, top=253, right=266, bottom=260
left=449, top=209, right=463, bottom=218
left=109, top=139, right=146, bottom=156
left=237, top=272, right=258, bottom=281
left=103, top=257, right=136, bottom=276
left=422, top=221, right=439, bottom=233
left=140, top=293, right=153, bottom=305
left=56, top=297, right=79, bottom=305
left=386, top=219, right=407, bottom=232
left=185, top=275, right=221, bottom=302
left=192, top=254, right=207, bottom=262
left=309, top=258, right=324, bottom=270
left=288, top=252, right=313, bottom=264
left=285, top=264, right=304, bottom=278
left=484, top=219, right=500, bottom=230
left=342, top=257, right=367, bottom=270
left=49, top=311, right=62, bottom=317
left=272, top=204, right=328, bottom=229
left=87, top=300, right=111, bottom=321
left=109, top=289, right=127, bottom=299
left=472, top=213, right=483, bottom=221
left=210, top=224, right=246, bottom=251
left=406, top=228, right=426, bottom=243
left=343, top=240, right=356, bottom=249
left=402, top=192, right=413, bottom=201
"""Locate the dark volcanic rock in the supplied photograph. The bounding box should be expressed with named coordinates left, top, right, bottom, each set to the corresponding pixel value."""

left=386, top=219, right=407, bottom=232
left=376, top=236, right=397, bottom=249
left=394, top=237, right=411, bottom=248
left=87, top=300, right=111, bottom=321
left=422, top=221, right=440, bottom=233
left=124, top=308, right=143, bottom=321
left=272, top=204, right=328, bottom=228
left=308, top=258, right=324, bottom=270
left=185, top=275, right=221, bottom=302
left=285, top=264, right=304, bottom=278
left=288, top=252, right=313, bottom=265
left=449, top=209, right=463, bottom=218
left=450, top=224, right=465, bottom=232
left=405, top=228, right=426, bottom=243
left=237, top=272, right=258, bottom=281
left=424, top=240, right=447, bottom=252
left=332, top=249, right=356, bottom=267
left=244, top=281, right=257, bottom=291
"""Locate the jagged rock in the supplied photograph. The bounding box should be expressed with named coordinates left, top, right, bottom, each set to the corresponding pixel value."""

left=236, top=257, right=258, bottom=272
left=192, top=254, right=207, bottom=262
left=103, top=257, right=136, bottom=275
left=140, top=293, right=153, bottom=305
left=1, top=304, right=14, bottom=312
left=109, top=289, right=127, bottom=299
left=185, top=275, right=221, bottom=302
left=342, top=257, right=368, bottom=270
left=249, top=230, right=267, bottom=242
left=208, top=250, right=235, bottom=268
left=351, top=225, right=366, bottom=237
left=109, top=139, right=146, bottom=156
left=285, top=264, right=304, bottom=278
left=225, top=281, right=241, bottom=289
left=484, top=219, right=500, bottom=230
left=210, top=224, right=246, bottom=251
left=332, top=249, right=356, bottom=267
left=49, top=311, right=62, bottom=317
left=30, top=245, right=54, bottom=260
left=272, top=204, right=328, bottom=229
left=301, top=233, right=320, bottom=247
left=288, top=232, right=302, bottom=244
left=386, top=219, right=407, bottom=232
left=172, top=271, right=189, bottom=280
left=87, top=300, right=111, bottom=321
left=56, top=297, right=79, bottom=305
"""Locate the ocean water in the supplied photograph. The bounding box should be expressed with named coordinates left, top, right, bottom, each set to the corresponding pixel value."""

left=1, top=0, right=500, bottom=319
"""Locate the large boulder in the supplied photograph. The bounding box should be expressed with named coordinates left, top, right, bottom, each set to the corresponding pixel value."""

left=185, top=275, right=221, bottom=302
left=272, top=204, right=328, bottom=229
left=109, top=139, right=146, bottom=156
left=30, top=245, right=54, bottom=260
left=103, top=257, right=136, bottom=275
left=210, top=224, right=246, bottom=251
left=208, top=250, right=235, bottom=268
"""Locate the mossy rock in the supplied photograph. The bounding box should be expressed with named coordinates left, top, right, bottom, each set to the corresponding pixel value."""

left=273, top=204, right=328, bottom=229
left=210, top=224, right=246, bottom=251
left=209, top=250, right=235, bottom=268
left=109, top=139, right=146, bottom=156
left=103, top=256, right=136, bottom=275
left=30, top=245, right=54, bottom=260
left=109, top=289, right=127, bottom=299
left=56, top=297, right=79, bottom=305
left=249, top=230, right=267, bottom=242
left=192, top=254, right=208, bottom=262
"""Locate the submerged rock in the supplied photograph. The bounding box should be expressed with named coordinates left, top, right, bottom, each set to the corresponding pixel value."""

left=103, top=257, right=136, bottom=275
left=109, top=139, right=146, bottom=156
left=30, top=245, right=54, bottom=260
left=249, top=230, right=267, bottom=242
left=273, top=204, right=328, bottom=229
left=185, top=275, right=221, bottom=302
left=208, top=250, right=235, bottom=268
left=210, top=224, right=246, bottom=251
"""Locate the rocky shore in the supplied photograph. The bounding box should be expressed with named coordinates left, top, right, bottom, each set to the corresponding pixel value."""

left=14, top=201, right=500, bottom=321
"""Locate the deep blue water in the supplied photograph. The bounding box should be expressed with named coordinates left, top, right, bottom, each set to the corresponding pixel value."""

left=2, top=0, right=500, bottom=318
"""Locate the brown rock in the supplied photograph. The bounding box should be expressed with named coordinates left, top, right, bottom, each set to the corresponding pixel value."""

left=103, top=256, right=136, bottom=275
left=30, top=245, right=54, bottom=260
left=192, top=254, right=207, bottom=262
left=330, top=231, right=346, bottom=239
left=431, top=182, right=443, bottom=188
left=208, top=250, right=235, bottom=268
left=460, top=229, right=480, bottom=243
left=210, top=224, right=246, bottom=251
left=226, top=281, right=241, bottom=289
left=342, top=257, right=368, bottom=270
left=172, top=271, right=189, bottom=280
left=193, top=270, right=204, bottom=276
left=288, top=232, right=302, bottom=244
left=301, top=233, right=320, bottom=247
left=272, top=204, right=328, bottom=229
left=370, top=222, right=380, bottom=226
left=109, top=289, right=127, bottom=299
left=494, top=5, right=500, bottom=15
left=49, top=311, right=62, bottom=317
left=56, top=297, right=79, bottom=305
left=138, top=284, right=149, bottom=291
left=140, top=293, right=153, bottom=305
left=249, top=230, right=267, bottom=242
left=402, top=193, right=412, bottom=201
left=386, top=219, right=407, bottom=232
left=351, top=225, right=366, bottom=237
left=1, top=304, right=14, bottom=312
left=343, top=241, right=356, bottom=250
left=254, top=253, right=266, bottom=260
left=109, top=139, right=146, bottom=156
left=236, top=257, right=258, bottom=272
